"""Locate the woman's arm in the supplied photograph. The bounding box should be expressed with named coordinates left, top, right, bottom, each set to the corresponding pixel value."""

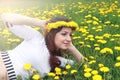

left=67, top=43, right=84, bottom=62
left=1, top=13, right=48, bottom=32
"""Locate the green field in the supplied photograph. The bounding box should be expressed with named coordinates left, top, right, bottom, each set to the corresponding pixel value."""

left=0, top=0, right=120, bottom=80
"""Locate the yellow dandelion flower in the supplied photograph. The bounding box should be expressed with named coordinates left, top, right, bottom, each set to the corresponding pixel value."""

left=85, top=14, right=92, bottom=18
left=112, top=34, right=120, bottom=37
left=99, top=66, right=109, bottom=72
left=84, top=37, right=89, bottom=40
left=84, top=64, right=88, bottom=69
left=95, top=36, right=103, bottom=39
left=92, top=27, right=96, bottom=30
left=65, top=64, right=71, bottom=69
left=92, top=16, right=99, bottom=21
left=55, top=67, right=62, bottom=75
left=97, top=26, right=102, bottom=29
left=114, top=46, right=120, bottom=51
left=62, top=71, right=68, bottom=75
left=94, top=44, right=99, bottom=47
left=92, top=75, right=102, bottom=80
left=79, top=41, right=85, bottom=45
left=90, top=38, right=95, bottom=41
left=84, top=68, right=92, bottom=72
left=84, top=72, right=91, bottom=78
left=116, top=56, right=120, bottom=61
left=91, top=70, right=98, bottom=75
left=86, top=45, right=91, bottom=48
left=95, top=47, right=100, bottom=51
left=54, top=76, right=59, bottom=80
left=97, top=28, right=102, bottom=31
left=115, top=62, right=120, bottom=67
left=110, top=38, right=115, bottom=41
left=2, top=29, right=11, bottom=35
left=97, top=40, right=107, bottom=44
left=89, top=56, right=94, bottom=59
left=23, top=63, right=32, bottom=70
left=93, top=21, right=99, bottom=25
left=86, top=20, right=92, bottom=24
left=100, top=48, right=113, bottom=54
left=55, top=67, right=61, bottom=71
left=87, top=35, right=94, bottom=38
left=48, top=72, right=56, bottom=77
left=88, top=60, right=96, bottom=65
left=98, top=64, right=104, bottom=67
left=104, top=21, right=111, bottom=24
left=70, top=69, right=77, bottom=74
left=32, top=74, right=40, bottom=80
left=84, top=57, right=88, bottom=61
left=103, top=33, right=111, bottom=38
left=115, top=1, right=118, bottom=4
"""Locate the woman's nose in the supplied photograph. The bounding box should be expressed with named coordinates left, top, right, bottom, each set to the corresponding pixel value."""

left=66, top=35, right=72, bottom=41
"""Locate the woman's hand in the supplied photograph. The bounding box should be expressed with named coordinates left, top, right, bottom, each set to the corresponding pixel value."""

left=62, top=42, right=74, bottom=55
left=36, top=20, right=49, bottom=33
left=66, top=42, right=85, bottom=62
left=67, top=42, right=75, bottom=52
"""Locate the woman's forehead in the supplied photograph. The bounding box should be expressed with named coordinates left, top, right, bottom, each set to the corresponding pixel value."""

left=61, top=27, right=72, bottom=32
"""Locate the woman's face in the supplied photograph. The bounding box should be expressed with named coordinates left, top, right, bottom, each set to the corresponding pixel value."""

left=54, top=27, right=72, bottom=50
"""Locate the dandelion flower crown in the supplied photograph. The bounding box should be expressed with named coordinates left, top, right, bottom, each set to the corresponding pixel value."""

left=46, top=21, right=79, bottom=32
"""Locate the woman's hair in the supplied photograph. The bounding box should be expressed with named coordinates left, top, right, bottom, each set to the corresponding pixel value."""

left=45, top=16, right=72, bottom=71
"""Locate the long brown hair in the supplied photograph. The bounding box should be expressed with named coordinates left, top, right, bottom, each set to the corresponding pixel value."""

left=45, top=16, right=71, bottom=71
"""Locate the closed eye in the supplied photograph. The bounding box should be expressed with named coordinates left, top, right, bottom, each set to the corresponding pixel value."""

left=70, top=34, right=72, bottom=37
left=61, top=33, right=67, bottom=36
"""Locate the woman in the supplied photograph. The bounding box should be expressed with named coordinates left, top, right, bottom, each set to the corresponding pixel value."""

left=0, top=13, right=84, bottom=80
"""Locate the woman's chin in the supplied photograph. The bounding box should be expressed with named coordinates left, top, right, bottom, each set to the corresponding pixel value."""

left=61, top=47, right=68, bottom=50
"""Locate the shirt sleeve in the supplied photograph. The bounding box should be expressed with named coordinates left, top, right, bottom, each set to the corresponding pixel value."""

left=6, top=22, right=44, bottom=41
left=56, top=56, right=74, bottom=67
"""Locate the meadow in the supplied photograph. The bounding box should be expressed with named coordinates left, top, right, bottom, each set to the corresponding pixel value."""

left=0, top=0, right=120, bottom=80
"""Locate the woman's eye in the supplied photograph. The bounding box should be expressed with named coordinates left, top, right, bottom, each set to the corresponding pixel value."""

left=70, top=34, right=72, bottom=37
left=61, top=33, right=67, bottom=36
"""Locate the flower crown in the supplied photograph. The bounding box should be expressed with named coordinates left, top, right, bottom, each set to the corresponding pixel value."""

left=46, top=21, right=79, bottom=32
